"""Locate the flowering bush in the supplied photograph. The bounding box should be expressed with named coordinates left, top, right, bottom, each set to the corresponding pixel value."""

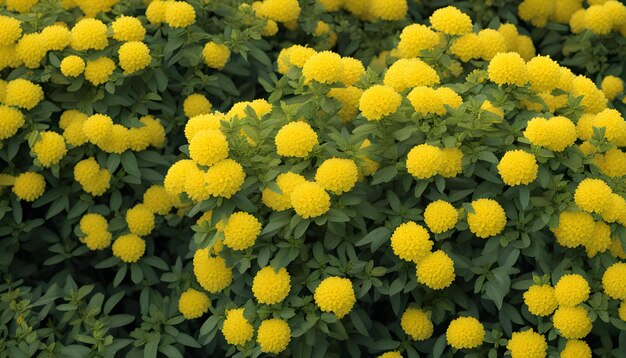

left=1, top=0, right=626, bottom=357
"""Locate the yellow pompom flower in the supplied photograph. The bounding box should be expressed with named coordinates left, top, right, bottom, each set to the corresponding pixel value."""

left=524, top=116, right=577, bottom=152
left=143, top=185, right=173, bottom=215
left=598, top=193, right=626, bottom=224
left=390, top=222, right=433, bottom=263
left=328, top=86, right=363, bottom=122
left=188, top=129, right=229, bottom=167
left=275, top=121, right=318, bottom=157
left=15, top=33, right=47, bottom=68
left=339, top=57, right=364, bottom=86
left=497, top=23, right=519, bottom=51
left=74, top=157, right=111, bottom=196
left=202, top=42, right=231, bottom=70
left=406, top=144, right=442, bottom=179
left=603, top=262, right=626, bottom=300
left=111, top=16, right=146, bottom=42
left=450, top=33, right=481, bottom=62
left=118, top=41, right=151, bottom=74
left=596, top=149, right=626, bottom=178
left=184, top=166, right=211, bottom=202
left=318, top=0, right=342, bottom=11
left=314, top=276, right=356, bottom=318
left=252, top=266, right=291, bottom=304
left=481, top=100, right=504, bottom=118
left=610, top=238, right=626, bottom=259
left=523, top=284, right=558, bottom=316
left=185, top=113, right=224, bottom=141
left=584, top=5, right=613, bottom=35
left=84, top=57, right=116, bottom=86
left=290, top=182, right=331, bottom=218
left=446, top=317, right=485, bottom=349
left=437, top=87, right=463, bottom=110
left=552, top=0, right=583, bottom=23
left=262, top=172, right=307, bottom=211
left=416, top=250, right=455, bottom=290
left=12, top=172, right=45, bottom=202
left=554, top=274, right=590, bottom=307
left=488, top=52, right=528, bottom=86
left=71, top=18, right=108, bottom=51
left=60, top=56, right=85, bottom=77
left=178, top=288, right=210, bottom=319
left=183, top=94, right=212, bottom=118
left=32, top=131, right=67, bottom=168
left=396, top=24, right=439, bottom=58
left=112, top=234, right=146, bottom=263
left=83, top=231, right=113, bottom=251
left=583, top=221, right=612, bottom=257
left=572, top=75, right=607, bottom=114
left=507, top=330, right=547, bottom=358
left=126, top=204, right=155, bottom=236
left=79, top=213, right=108, bottom=234
left=561, top=340, right=592, bottom=358
left=477, top=29, right=507, bottom=61
left=223, top=212, right=261, bottom=250
left=430, top=6, right=473, bottom=35
left=63, top=117, right=88, bottom=146
left=302, top=51, right=343, bottom=84
left=424, top=200, right=458, bottom=234
left=400, top=307, right=433, bottom=341
left=5, top=0, right=39, bottom=13
left=406, top=86, right=444, bottom=115
left=165, top=1, right=196, bottom=28
left=315, top=158, right=359, bottom=194
left=552, top=306, right=592, bottom=340
left=40, top=25, right=70, bottom=51
left=601, top=75, right=624, bottom=101
left=369, top=0, right=408, bottom=21
left=551, top=211, right=594, bottom=248
left=257, top=0, right=301, bottom=23
left=358, top=85, right=402, bottom=121
left=518, top=0, right=555, bottom=27
left=467, top=198, right=507, bottom=238
left=516, top=35, right=537, bottom=61
left=193, top=248, right=232, bottom=293
left=0, top=15, right=22, bottom=46
left=574, top=178, right=612, bottom=214
left=438, top=148, right=463, bottom=178
left=4, top=79, right=44, bottom=110
left=0, top=105, right=25, bottom=140
left=146, top=0, right=168, bottom=24
left=593, top=108, right=626, bottom=146
left=257, top=318, right=291, bottom=354
left=497, top=150, right=538, bottom=186
left=384, top=58, right=440, bottom=92
left=526, top=55, right=561, bottom=92
left=222, top=308, right=254, bottom=346
left=204, top=159, right=246, bottom=198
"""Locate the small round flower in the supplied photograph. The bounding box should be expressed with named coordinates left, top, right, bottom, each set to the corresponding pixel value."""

left=40, top=25, right=70, bottom=51
left=596, top=149, right=626, bottom=178
left=583, top=221, right=612, bottom=258
left=126, top=204, right=155, bottom=236
left=202, top=42, right=231, bottom=70
left=430, top=6, right=473, bottom=35
left=188, top=129, right=229, bottom=167
left=204, top=159, right=246, bottom=198
left=416, top=250, right=455, bottom=290
left=60, top=55, right=85, bottom=77
left=424, top=200, right=458, bottom=234
left=450, top=33, right=481, bottom=62
left=32, top=131, right=67, bottom=168
left=257, top=318, right=291, bottom=354
left=185, top=113, right=223, bottom=141
left=396, top=24, right=439, bottom=58
left=524, top=116, right=577, bottom=152
left=446, top=317, right=485, bottom=349
left=516, top=35, right=536, bottom=61
left=256, top=0, right=301, bottom=23
left=488, top=52, right=528, bottom=86
left=315, top=158, right=359, bottom=195
left=584, top=5, right=613, bottom=35
left=561, top=340, right=592, bottom=358
left=610, top=238, right=626, bottom=259
left=262, top=172, right=307, bottom=211
left=143, top=185, right=174, bottom=215
left=183, top=94, right=212, bottom=118
left=601, top=75, right=624, bottom=101
left=118, top=41, right=151, bottom=74
left=572, top=75, right=608, bottom=114
left=477, top=29, right=507, bottom=61
left=314, top=277, right=356, bottom=319
left=593, top=109, right=626, bottom=146
left=526, top=55, right=561, bottom=92
left=0, top=15, right=22, bottom=46
left=222, top=308, right=254, bottom=346
left=554, top=274, right=590, bottom=307
left=82, top=114, right=113, bottom=145
left=165, top=1, right=196, bottom=28
left=74, top=158, right=111, bottom=196
left=252, top=266, right=291, bottom=304
left=193, top=248, right=232, bottom=293
left=290, top=181, right=331, bottom=218
left=223, top=212, right=261, bottom=250
left=12, top=172, right=45, bottom=202
left=178, top=288, right=210, bottom=320
left=358, top=85, right=402, bottom=121
left=438, top=148, right=463, bottom=178
left=339, top=57, right=364, bottom=86
left=146, top=0, right=168, bottom=24
left=400, top=307, right=433, bottom=341
left=15, top=33, right=46, bottom=68
left=523, top=284, right=558, bottom=316
left=552, top=306, right=592, bottom=340
left=83, top=231, right=113, bottom=251
left=603, top=262, right=626, bottom=300
left=406, top=86, right=444, bottom=115
left=406, top=144, right=442, bottom=179
left=0, top=105, right=24, bottom=140
left=518, top=0, right=554, bottom=27
left=302, top=51, right=343, bottom=84
left=507, top=330, right=547, bottom=358
left=497, top=150, right=538, bottom=186
left=552, top=211, right=595, bottom=248
left=111, top=16, right=146, bottom=42
left=467, top=199, right=507, bottom=238
left=71, top=18, right=108, bottom=51
left=368, top=0, right=408, bottom=21
left=437, top=87, right=463, bottom=110
left=384, top=58, right=440, bottom=92
left=390, top=222, right=433, bottom=263
left=80, top=213, right=108, bottom=234
left=112, top=234, right=146, bottom=263
left=275, top=121, right=318, bottom=158
left=328, top=86, right=363, bottom=122
left=84, top=57, right=116, bottom=86
left=574, top=178, right=612, bottom=214
left=4, top=79, right=44, bottom=110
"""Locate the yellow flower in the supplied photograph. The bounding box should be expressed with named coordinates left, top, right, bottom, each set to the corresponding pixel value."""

left=6, top=0, right=39, bottom=13
left=603, top=262, right=626, bottom=300
left=183, top=94, right=212, bottom=118
left=178, top=288, right=210, bottom=319
left=497, top=150, right=538, bottom=186
left=146, top=0, right=168, bottom=24
left=262, top=172, right=307, bottom=211
left=0, top=15, right=22, bottom=46
left=561, top=340, right=592, bottom=358
left=318, top=0, right=342, bottom=11
left=60, top=55, right=85, bottom=77
left=574, top=178, right=612, bottom=214
left=599, top=193, right=626, bottom=224
left=126, top=204, right=155, bottom=237
left=610, top=237, right=626, bottom=259
left=424, top=200, right=458, bottom=234
left=328, top=86, right=363, bottom=122
left=507, top=329, right=547, bottom=358
left=4, top=79, right=44, bottom=110
left=477, top=29, right=507, bottom=61
left=143, top=185, right=174, bottom=215
left=185, top=113, right=223, bottom=142
left=554, top=274, right=590, bottom=307
left=450, top=33, right=481, bottom=62
left=369, top=0, right=408, bottom=21
left=526, top=55, right=561, bottom=92
left=84, top=57, right=116, bottom=86
left=406, top=144, right=442, bottom=179
left=80, top=213, right=108, bottom=234
left=73, top=157, right=111, bottom=196
left=552, top=306, right=592, bottom=339
left=222, top=308, right=254, bottom=346
left=430, top=6, right=473, bottom=35
left=416, top=250, right=455, bottom=290
left=275, top=121, right=318, bottom=157
left=396, top=24, right=439, bottom=58
left=202, top=42, right=231, bottom=70
left=290, top=181, right=331, bottom=218
left=165, top=1, right=196, bottom=28
left=83, top=230, right=113, bottom=251
left=32, top=131, right=67, bottom=168
left=257, top=318, right=291, bottom=354
left=488, top=52, right=528, bottom=86
left=572, top=75, right=607, bottom=114
left=204, top=159, right=246, bottom=198
left=384, top=58, right=440, bottom=92
left=593, top=108, right=626, bottom=146
left=400, top=307, right=433, bottom=341
left=315, top=158, right=359, bottom=194
left=12, top=172, right=45, bottom=202
left=601, top=75, right=624, bottom=101
left=596, top=149, right=626, bottom=178
left=358, top=85, right=402, bottom=121
left=111, top=16, right=146, bottom=42
left=406, top=86, right=444, bottom=115
left=467, top=198, right=507, bottom=238
left=314, top=276, right=356, bottom=318
left=551, top=211, right=595, bottom=248
left=71, top=18, right=108, bottom=51
left=515, top=35, right=536, bottom=61
left=223, top=212, right=261, bottom=250
left=552, top=0, right=583, bottom=23
left=184, top=166, right=210, bottom=202
left=257, top=0, right=301, bottom=23
left=112, top=234, right=146, bottom=263
left=302, top=51, right=343, bottom=84
left=378, top=352, right=402, bottom=358
left=584, top=5, right=613, bottom=35
left=481, top=100, right=504, bottom=118
left=523, top=284, right=558, bottom=316
left=498, top=23, right=519, bottom=51
left=252, top=266, right=291, bottom=304
left=340, top=57, right=364, bottom=86
left=518, top=0, right=555, bottom=27
left=0, top=105, right=24, bottom=140
left=524, top=116, right=576, bottom=152
left=188, top=129, right=229, bottom=167
left=583, top=221, right=612, bottom=257
left=193, top=248, right=232, bottom=293
left=446, top=316, right=485, bottom=349
left=438, top=148, right=463, bottom=178
left=118, top=41, right=151, bottom=74
left=390, top=222, right=433, bottom=263
left=40, top=25, right=70, bottom=51
left=15, top=33, right=47, bottom=69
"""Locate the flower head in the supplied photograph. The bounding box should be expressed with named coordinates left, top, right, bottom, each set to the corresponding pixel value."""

left=314, top=276, right=356, bottom=318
